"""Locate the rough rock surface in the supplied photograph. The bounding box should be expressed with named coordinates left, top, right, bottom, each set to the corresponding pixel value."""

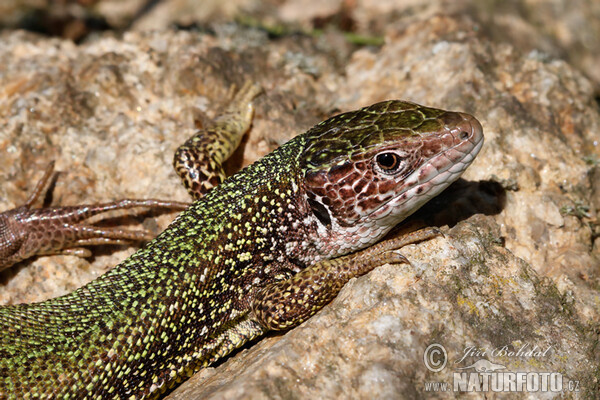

left=3, top=0, right=598, bottom=90
left=0, top=0, right=598, bottom=398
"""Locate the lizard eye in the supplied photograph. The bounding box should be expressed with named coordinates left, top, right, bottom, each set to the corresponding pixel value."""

left=375, top=152, right=404, bottom=174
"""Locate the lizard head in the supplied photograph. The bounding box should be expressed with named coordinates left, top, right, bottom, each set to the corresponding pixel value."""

left=299, top=100, right=484, bottom=258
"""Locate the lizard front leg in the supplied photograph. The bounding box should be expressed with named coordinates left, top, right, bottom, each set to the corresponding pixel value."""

left=251, top=228, right=441, bottom=331
left=173, top=81, right=262, bottom=199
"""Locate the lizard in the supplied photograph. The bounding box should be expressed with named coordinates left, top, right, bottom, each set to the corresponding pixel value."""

left=0, top=82, right=484, bottom=399
left=0, top=161, right=190, bottom=271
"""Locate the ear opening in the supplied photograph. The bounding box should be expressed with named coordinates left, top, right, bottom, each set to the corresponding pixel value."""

left=307, top=198, right=332, bottom=227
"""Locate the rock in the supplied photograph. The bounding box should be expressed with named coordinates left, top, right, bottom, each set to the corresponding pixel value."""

left=0, top=0, right=598, bottom=398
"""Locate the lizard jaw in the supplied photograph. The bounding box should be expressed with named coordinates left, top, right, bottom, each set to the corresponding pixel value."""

left=300, top=108, right=484, bottom=261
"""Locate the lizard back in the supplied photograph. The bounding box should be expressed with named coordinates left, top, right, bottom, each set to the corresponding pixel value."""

left=0, top=100, right=483, bottom=399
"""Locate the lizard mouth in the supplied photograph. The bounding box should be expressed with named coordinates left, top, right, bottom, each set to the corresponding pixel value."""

left=414, top=111, right=484, bottom=189
left=372, top=112, right=484, bottom=226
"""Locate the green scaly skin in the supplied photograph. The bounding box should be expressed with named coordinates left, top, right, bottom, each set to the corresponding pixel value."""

left=0, top=93, right=483, bottom=399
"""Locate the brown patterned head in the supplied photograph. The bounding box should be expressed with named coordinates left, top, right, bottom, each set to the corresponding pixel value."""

left=298, top=100, right=484, bottom=258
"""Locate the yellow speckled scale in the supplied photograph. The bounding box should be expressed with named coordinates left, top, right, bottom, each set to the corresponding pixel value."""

left=173, top=82, right=262, bottom=200
left=0, top=88, right=483, bottom=398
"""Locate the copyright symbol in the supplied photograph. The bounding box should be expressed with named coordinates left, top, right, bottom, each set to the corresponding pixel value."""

left=424, top=344, right=447, bottom=372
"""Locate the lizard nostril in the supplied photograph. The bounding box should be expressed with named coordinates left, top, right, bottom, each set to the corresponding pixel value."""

left=459, top=131, right=470, bottom=140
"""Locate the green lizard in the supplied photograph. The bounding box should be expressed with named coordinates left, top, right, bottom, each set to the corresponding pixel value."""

left=0, top=82, right=483, bottom=399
